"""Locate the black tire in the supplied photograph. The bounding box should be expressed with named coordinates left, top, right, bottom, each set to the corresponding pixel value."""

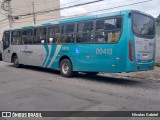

left=85, top=72, right=99, bottom=75
left=13, top=55, right=21, bottom=68
left=60, top=59, right=73, bottom=77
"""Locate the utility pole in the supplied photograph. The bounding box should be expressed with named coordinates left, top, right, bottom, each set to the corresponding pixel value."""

left=32, top=2, right=36, bottom=25
left=7, top=0, right=12, bottom=28
left=1, top=0, right=12, bottom=28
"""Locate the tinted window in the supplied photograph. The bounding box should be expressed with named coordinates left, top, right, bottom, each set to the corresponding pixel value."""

left=61, top=24, right=75, bottom=43
left=132, top=13, right=155, bottom=38
left=96, top=18, right=122, bottom=31
left=3, top=31, right=10, bottom=50
left=11, top=31, right=21, bottom=45
left=33, top=27, right=47, bottom=44
left=95, top=17, right=122, bottom=43
left=22, top=29, right=33, bottom=44
left=77, top=21, right=93, bottom=32
left=76, top=21, right=94, bottom=43
left=48, top=26, right=60, bottom=44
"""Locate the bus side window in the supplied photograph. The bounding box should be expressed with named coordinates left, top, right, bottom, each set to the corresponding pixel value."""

left=11, top=30, right=22, bottom=45
left=33, top=27, right=47, bottom=44
left=95, top=17, right=122, bottom=43
left=54, top=26, right=60, bottom=44
left=22, top=29, right=33, bottom=44
left=61, top=24, right=75, bottom=43
left=76, top=21, right=94, bottom=43
left=48, top=26, right=60, bottom=44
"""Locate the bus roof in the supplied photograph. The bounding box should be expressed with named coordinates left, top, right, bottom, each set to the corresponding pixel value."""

left=5, top=10, right=133, bottom=31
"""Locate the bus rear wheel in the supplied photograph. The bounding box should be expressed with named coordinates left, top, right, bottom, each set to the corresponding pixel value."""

left=60, top=59, right=73, bottom=77
left=13, top=55, right=21, bottom=68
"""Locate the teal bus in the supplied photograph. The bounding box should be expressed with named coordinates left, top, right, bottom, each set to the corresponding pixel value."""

left=2, top=10, right=156, bottom=77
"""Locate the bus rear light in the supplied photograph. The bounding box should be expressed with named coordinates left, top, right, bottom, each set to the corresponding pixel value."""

left=129, top=40, right=134, bottom=61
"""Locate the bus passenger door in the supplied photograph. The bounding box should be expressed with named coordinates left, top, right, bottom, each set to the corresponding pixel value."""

left=2, top=31, right=11, bottom=62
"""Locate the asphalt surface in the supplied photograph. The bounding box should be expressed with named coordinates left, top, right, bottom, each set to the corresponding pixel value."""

left=0, top=61, right=160, bottom=120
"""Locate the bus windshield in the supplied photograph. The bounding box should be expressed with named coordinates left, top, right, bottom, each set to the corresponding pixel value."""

left=132, top=12, right=155, bottom=38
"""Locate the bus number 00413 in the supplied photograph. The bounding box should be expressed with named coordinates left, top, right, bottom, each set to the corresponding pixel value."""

left=96, top=48, right=112, bottom=55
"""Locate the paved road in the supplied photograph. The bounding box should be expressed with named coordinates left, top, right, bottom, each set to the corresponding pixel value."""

left=0, top=61, right=160, bottom=120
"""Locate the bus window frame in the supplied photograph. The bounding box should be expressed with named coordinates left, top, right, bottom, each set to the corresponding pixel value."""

left=47, top=25, right=61, bottom=44
left=11, top=29, right=22, bottom=45
left=94, top=16, right=123, bottom=44
left=131, top=10, right=155, bottom=39
left=75, top=15, right=123, bottom=44
left=76, top=20, right=95, bottom=44
left=33, top=26, right=48, bottom=45
left=60, top=23, right=76, bottom=44
left=22, top=28, right=34, bottom=45
left=3, top=31, right=11, bottom=50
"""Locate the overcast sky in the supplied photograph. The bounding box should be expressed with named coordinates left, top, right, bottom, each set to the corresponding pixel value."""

left=61, top=0, right=160, bottom=18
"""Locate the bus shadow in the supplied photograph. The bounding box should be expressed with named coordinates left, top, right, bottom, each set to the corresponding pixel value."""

left=8, top=65, right=142, bottom=86
left=75, top=73, right=143, bottom=86
left=8, top=65, right=60, bottom=75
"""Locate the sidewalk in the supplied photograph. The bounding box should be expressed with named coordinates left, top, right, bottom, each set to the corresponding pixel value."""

left=103, top=67, right=160, bottom=80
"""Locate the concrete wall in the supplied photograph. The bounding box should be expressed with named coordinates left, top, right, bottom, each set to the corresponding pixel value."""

left=156, top=27, right=160, bottom=62
left=11, top=0, right=60, bottom=27
left=0, top=0, right=60, bottom=40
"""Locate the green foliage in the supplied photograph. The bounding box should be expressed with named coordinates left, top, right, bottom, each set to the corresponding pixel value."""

left=155, top=62, right=160, bottom=67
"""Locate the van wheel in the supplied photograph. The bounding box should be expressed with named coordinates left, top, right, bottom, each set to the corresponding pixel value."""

left=13, top=55, right=21, bottom=68
left=60, top=59, right=73, bottom=77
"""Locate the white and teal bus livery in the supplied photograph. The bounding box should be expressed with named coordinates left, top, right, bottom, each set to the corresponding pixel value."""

left=2, top=10, right=156, bottom=77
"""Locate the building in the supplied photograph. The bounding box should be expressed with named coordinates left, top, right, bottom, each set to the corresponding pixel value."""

left=156, top=27, right=160, bottom=62
left=0, top=0, right=60, bottom=39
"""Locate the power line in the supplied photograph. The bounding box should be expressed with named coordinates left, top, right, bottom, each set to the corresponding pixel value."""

left=87, top=0, right=154, bottom=14
left=12, top=0, right=104, bottom=17
left=0, top=24, right=9, bottom=28
left=11, top=0, right=59, bottom=9
left=25, top=0, right=155, bottom=18
left=12, top=0, right=128, bottom=21
left=13, top=0, right=154, bottom=18
left=11, top=0, right=128, bottom=18
left=0, top=11, right=7, bottom=17
left=12, top=0, right=154, bottom=26
left=2, top=0, right=155, bottom=27
left=10, top=0, right=125, bottom=22
left=0, top=18, right=8, bottom=23
left=13, top=20, right=32, bottom=23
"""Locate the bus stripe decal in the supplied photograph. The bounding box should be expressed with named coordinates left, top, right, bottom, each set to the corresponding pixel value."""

left=45, top=45, right=56, bottom=67
left=43, top=45, right=52, bottom=67
left=42, top=45, right=49, bottom=67
left=48, top=45, right=62, bottom=68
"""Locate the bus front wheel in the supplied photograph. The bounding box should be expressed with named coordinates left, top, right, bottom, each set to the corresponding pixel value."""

left=60, top=59, right=73, bottom=77
left=13, top=55, right=21, bottom=68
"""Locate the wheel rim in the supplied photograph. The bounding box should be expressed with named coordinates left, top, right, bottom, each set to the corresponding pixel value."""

left=62, top=62, right=69, bottom=74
